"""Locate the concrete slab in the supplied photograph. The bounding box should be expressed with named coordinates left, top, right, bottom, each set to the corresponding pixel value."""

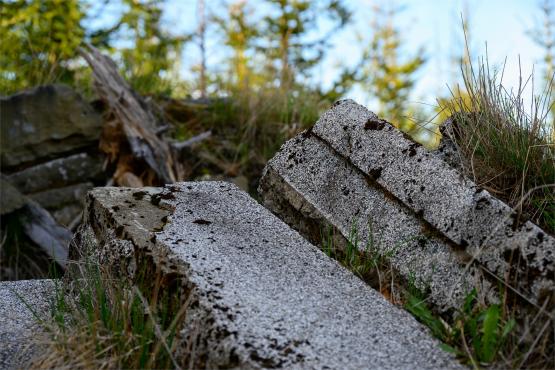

left=74, top=182, right=463, bottom=370
left=0, top=279, right=55, bottom=370
left=259, top=133, right=482, bottom=312
left=305, top=100, right=554, bottom=305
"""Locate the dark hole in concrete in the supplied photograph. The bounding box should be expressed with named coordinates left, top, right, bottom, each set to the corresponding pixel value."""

left=368, top=167, right=383, bottom=180
left=364, top=118, right=385, bottom=130
left=132, top=191, right=147, bottom=200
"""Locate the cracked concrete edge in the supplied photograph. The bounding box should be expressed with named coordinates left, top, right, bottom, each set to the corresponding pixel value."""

left=71, top=182, right=465, bottom=370
left=259, top=133, right=494, bottom=313
left=306, top=99, right=554, bottom=305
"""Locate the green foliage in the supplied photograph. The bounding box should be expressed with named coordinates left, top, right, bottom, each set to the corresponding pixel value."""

left=406, top=287, right=516, bottom=367
left=359, top=3, right=426, bottom=132
left=0, top=0, right=189, bottom=96
left=259, top=0, right=351, bottom=88
left=0, top=0, right=86, bottom=94
left=27, top=256, right=187, bottom=369
left=114, top=0, right=189, bottom=95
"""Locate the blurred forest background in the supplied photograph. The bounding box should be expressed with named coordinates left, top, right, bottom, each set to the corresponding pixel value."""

left=0, top=0, right=555, bottom=139
left=1, top=0, right=554, bottom=191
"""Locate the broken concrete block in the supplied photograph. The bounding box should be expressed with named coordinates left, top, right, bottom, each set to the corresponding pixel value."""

left=260, top=99, right=555, bottom=311
left=0, top=279, right=55, bottom=369
left=73, top=182, right=462, bottom=369
left=259, top=134, right=482, bottom=313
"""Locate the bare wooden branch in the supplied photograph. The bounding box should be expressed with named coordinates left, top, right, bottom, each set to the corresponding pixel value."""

left=79, top=44, right=176, bottom=184
left=171, top=130, right=212, bottom=151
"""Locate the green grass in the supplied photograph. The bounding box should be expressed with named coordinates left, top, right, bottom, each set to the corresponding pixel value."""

left=439, top=54, right=555, bottom=235
left=28, top=256, right=189, bottom=369
left=165, top=86, right=327, bottom=194
left=405, top=284, right=517, bottom=369
left=319, top=220, right=531, bottom=369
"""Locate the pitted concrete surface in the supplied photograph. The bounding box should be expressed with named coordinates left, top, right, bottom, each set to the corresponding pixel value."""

left=79, top=182, right=463, bottom=370
left=0, top=279, right=54, bottom=369
left=259, top=133, right=484, bottom=312
left=278, top=99, right=553, bottom=305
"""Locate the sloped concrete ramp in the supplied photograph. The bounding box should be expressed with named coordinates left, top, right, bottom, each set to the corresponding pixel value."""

left=75, top=182, right=462, bottom=369
left=260, top=100, right=555, bottom=314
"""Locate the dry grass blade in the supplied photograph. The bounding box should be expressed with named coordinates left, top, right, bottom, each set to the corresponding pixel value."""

left=28, top=256, right=189, bottom=369
left=440, top=49, right=555, bottom=235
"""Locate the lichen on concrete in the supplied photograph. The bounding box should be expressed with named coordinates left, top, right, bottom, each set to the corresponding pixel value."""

left=259, top=133, right=485, bottom=312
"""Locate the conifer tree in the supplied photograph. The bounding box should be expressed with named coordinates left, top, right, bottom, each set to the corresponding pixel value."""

left=0, top=0, right=85, bottom=94
left=114, top=0, right=188, bottom=95
left=529, top=0, right=555, bottom=132
left=215, top=0, right=260, bottom=92
left=259, top=0, right=350, bottom=89
left=360, top=3, right=426, bottom=132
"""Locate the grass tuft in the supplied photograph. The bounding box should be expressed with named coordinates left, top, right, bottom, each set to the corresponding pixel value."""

left=439, top=52, right=555, bottom=235
left=29, top=256, right=189, bottom=369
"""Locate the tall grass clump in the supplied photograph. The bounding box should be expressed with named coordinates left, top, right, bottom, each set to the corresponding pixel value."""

left=28, top=257, right=189, bottom=369
left=440, top=55, right=555, bottom=235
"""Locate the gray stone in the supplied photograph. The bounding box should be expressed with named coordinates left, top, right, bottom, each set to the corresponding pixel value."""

left=0, top=279, right=55, bottom=370
left=0, top=84, right=102, bottom=169
left=0, top=176, right=27, bottom=215
left=6, top=152, right=104, bottom=194
left=18, top=201, right=71, bottom=268
left=74, top=182, right=463, bottom=370
left=51, top=203, right=84, bottom=228
left=263, top=99, right=553, bottom=307
left=29, top=182, right=93, bottom=209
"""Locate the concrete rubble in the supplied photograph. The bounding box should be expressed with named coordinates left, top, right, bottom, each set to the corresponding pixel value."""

left=0, top=279, right=55, bottom=370
left=259, top=99, right=555, bottom=313
left=72, top=181, right=463, bottom=369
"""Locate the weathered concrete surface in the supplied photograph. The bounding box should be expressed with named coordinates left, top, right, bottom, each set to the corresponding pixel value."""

left=74, top=182, right=463, bottom=370
left=0, top=84, right=102, bottom=169
left=0, top=279, right=55, bottom=369
left=260, top=99, right=555, bottom=309
left=259, top=134, right=484, bottom=312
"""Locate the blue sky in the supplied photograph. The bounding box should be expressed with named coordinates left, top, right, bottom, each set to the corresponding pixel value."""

left=92, top=0, right=547, bottom=112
